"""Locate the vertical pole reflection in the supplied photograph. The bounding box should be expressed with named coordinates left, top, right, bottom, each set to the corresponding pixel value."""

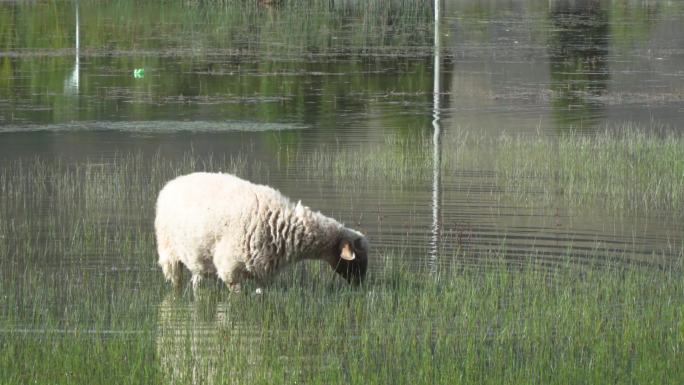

left=75, top=1, right=79, bottom=59
left=429, top=0, right=442, bottom=273
left=65, top=1, right=79, bottom=93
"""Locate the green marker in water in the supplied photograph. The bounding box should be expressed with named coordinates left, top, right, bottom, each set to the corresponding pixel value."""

left=133, top=68, right=145, bottom=78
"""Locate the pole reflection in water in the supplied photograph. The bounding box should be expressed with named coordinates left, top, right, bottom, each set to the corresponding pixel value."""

left=429, top=0, right=442, bottom=273
left=64, top=1, right=79, bottom=93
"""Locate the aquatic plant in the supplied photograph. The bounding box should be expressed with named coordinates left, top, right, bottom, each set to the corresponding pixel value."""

left=485, top=124, right=684, bottom=213
left=280, top=123, right=684, bottom=213
left=1, top=125, right=682, bottom=384
left=1, top=250, right=682, bottom=384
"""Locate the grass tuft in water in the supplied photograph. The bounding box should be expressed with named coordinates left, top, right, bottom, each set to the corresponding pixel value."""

left=289, top=123, right=684, bottom=213
left=1, top=128, right=682, bottom=384
left=1, top=255, right=682, bottom=384
left=454, top=124, right=684, bottom=213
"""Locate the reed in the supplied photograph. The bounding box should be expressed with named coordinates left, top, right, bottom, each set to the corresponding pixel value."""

left=484, top=125, right=684, bottom=212
left=1, top=251, right=682, bottom=384
left=1, top=125, right=683, bottom=384
left=288, top=124, right=684, bottom=213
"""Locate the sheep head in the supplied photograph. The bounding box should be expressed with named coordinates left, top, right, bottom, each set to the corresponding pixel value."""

left=331, top=235, right=368, bottom=286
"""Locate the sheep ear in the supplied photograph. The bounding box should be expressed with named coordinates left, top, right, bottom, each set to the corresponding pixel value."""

left=340, top=240, right=356, bottom=261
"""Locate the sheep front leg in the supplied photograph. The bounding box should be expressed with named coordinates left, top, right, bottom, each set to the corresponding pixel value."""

left=216, top=262, right=248, bottom=293
left=218, top=262, right=262, bottom=294
left=212, top=237, right=247, bottom=293
left=191, top=274, right=203, bottom=292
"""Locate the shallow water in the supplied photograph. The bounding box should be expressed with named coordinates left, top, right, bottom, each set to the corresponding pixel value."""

left=1, top=0, right=683, bottom=357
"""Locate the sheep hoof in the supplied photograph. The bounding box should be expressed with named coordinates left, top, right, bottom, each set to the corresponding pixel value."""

left=229, top=283, right=241, bottom=293
left=191, top=275, right=203, bottom=291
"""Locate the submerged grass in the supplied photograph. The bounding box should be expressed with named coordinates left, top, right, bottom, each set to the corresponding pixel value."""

left=1, top=127, right=683, bottom=384
left=286, top=123, right=684, bottom=213
left=284, top=135, right=434, bottom=188
left=489, top=126, right=684, bottom=213
left=1, top=254, right=682, bottom=384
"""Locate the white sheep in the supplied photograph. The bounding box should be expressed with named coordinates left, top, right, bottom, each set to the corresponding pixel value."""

left=155, top=172, right=368, bottom=293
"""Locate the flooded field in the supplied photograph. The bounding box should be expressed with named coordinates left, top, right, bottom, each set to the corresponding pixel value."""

left=1, top=0, right=683, bottom=383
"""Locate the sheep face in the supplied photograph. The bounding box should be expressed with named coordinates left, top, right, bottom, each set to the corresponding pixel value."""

left=332, top=236, right=369, bottom=286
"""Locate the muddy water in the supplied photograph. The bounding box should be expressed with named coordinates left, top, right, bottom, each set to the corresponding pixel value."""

left=1, top=0, right=683, bottom=340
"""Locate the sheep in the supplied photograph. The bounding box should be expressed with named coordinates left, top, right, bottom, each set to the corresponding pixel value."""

left=155, top=172, right=369, bottom=293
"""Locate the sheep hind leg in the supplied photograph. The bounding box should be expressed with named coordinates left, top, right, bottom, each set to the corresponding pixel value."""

left=160, top=259, right=183, bottom=289
left=157, top=231, right=183, bottom=289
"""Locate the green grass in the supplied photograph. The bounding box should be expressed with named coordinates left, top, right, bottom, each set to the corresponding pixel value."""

left=280, top=135, right=434, bottom=187
left=1, top=255, right=682, bottom=384
left=283, top=125, right=684, bottom=213
left=489, top=126, right=684, bottom=213
left=1, top=126, right=683, bottom=384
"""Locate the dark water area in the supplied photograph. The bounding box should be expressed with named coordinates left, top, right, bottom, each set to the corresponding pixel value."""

left=1, top=0, right=683, bottom=280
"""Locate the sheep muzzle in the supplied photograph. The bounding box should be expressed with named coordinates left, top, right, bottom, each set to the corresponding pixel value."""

left=332, top=237, right=368, bottom=286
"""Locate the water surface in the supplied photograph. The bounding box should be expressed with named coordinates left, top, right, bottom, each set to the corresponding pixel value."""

left=1, top=0, right=683, bottom=352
